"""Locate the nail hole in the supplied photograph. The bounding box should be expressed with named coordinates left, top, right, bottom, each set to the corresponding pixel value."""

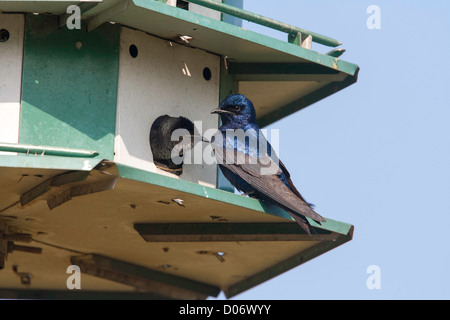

left=129, top=44, right=138, bottom=58
left=162, top=247, right=169, bottom=253
left=203, top=67, right=212, bottom=81
left=0, top=29, right=10, bottom=42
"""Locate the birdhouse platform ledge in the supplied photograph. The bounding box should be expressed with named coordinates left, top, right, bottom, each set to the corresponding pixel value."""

left=0, top=156, right=353, bottom=299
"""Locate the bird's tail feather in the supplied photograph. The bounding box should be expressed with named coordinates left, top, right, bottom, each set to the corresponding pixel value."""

left=306, top=202, right=315, bottom=209
left=289, top=212, right=313, bottom=236
left=288, top=210, right=326, bottom=236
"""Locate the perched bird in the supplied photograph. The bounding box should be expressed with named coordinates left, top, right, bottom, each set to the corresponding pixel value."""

left=149, top=115, right=196, bottom=176
left=211, top=94, right=325, bottom=234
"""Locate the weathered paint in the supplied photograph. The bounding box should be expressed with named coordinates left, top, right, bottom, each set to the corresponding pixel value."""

left=0, top=162, right=353, bottom=296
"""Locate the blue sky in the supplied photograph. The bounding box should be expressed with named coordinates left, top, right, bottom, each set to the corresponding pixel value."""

left=216, top=0, right=450, bottom=300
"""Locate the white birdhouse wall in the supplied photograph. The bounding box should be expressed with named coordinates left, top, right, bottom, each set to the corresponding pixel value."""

left=114, top=27, right=220, bottom=188
left=0, top=14, right=24, bottom=155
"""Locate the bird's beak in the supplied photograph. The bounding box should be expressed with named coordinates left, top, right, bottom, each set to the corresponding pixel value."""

left=211, top=108, right=234, bottom=115
left=210, top=108, right=223, bottom=114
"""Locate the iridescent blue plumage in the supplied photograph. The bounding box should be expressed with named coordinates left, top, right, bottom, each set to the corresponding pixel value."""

left=211, top=94, right=325, bottom=234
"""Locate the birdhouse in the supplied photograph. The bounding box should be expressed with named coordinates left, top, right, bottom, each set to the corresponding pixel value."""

left=0, top=0, right=359, bottom=299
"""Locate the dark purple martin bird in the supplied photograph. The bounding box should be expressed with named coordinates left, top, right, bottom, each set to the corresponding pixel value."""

left=149, top=115, right=195, bottom=176
left=211, top=94, right=325, bottom=234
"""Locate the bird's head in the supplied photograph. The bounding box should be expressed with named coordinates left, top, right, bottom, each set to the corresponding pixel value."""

left=211, top=94, right=256, bottom=128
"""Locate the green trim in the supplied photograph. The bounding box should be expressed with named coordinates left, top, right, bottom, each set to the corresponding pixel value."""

left=326, top=49, right=346, bottom=58
left=224, top=226, right=354, bottom=298
left=19, top=14, right=120, bottom=160
left=0, top=154, right=102, bottom=171
left=0, top=143, right=99, bottom=158
left=184, top=0, right=341, bottom=47
left=0, top=156, right=294, bottom=228
left=130, top=0, right=359, bottom=74
left=229, top=62, right=341, bottom=76
left=257, top=73, right=359, bottom=127
left=0, top=156, right=352, bottom=235
left=117, top=163, right=352, bottom=235
left=288, top=32, right=302, bottom=46
left=117, top=163, right=291, bottom=218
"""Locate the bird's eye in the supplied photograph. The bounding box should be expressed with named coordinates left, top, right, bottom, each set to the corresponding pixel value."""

left=233, top=105, right=241, bottom=111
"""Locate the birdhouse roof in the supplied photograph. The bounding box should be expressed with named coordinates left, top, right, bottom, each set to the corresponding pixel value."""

left=1, top=0, right=359, bottom=127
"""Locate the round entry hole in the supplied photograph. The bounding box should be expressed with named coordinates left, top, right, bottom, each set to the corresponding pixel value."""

left=129, top=44, right=138, bottom=58
left=203, top=67, right=212, bottom=81
left=0, top=29, right=10, bottom=42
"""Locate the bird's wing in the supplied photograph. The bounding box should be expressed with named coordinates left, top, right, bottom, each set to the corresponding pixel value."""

left=214, top=143, right=325, bottom=223
left=278, top=160, right=311, bottom=206
left=235, top=162, right=325, bottom=222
